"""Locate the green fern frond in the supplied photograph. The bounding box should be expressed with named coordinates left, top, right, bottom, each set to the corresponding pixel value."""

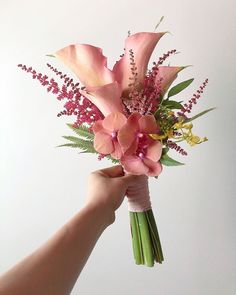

left=67, top=124, right=94, bottom=140
left=106, top=156, right=120, bottom=164
left=60, top=136, right=97, bottom=154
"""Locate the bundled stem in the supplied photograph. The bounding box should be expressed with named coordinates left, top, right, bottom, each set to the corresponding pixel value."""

left=130, top=209, right=163, bottom=267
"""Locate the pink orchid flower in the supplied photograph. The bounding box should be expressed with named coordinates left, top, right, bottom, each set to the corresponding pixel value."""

left=118, top=112, right=162, bottom=176
left=54, top=32, right=183, bottom=116
left=92, top=112, right=127, bottom=159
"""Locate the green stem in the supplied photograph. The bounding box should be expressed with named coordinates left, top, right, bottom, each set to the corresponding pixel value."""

left=137, top=212, right=154, bottom=267
left=147, top=210, right=164, bottom=262
left=129, top=212, right=143, bottom=265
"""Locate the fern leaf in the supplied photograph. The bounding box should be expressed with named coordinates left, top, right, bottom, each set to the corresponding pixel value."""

left=67, top=124, right=94, bottom=140
left=60, top=136, right=97, bottom=153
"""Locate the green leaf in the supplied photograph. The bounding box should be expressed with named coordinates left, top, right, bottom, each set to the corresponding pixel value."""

left=167, top=78, right=194, bottom=98
left=106, top=156, right=120, bottom=164
left=67, top=124, right=94, bottom=140
left=160, top=153, right=184, bottom=166
left=184, top=107, right=216, bottom=123
left=60, top=136, right=97, bottom=153
left=162, top=147, right=169, bottom=155
left=162, top=100, right=183, bottom=109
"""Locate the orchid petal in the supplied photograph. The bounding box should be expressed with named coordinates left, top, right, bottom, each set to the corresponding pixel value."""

left=94, top=131, right=113, bottom=154
left=121, top=155, right=149, bottom=175
left=118, top=112, right=141, bottom=152
left=103, top=112, right=127, bottom=132
left=92, top=120, right=103, bottom=133
left=146, top=141, right=162, bottom=162
left=81, top=82, right=123, bottom=116
left=111, top=141, right=123, bottom=160
left=156, top=66, right=185, bottom=94
left=138, top=115, right=158, bottom=134
left=143, top=158, right=163, bottom=176
left=54, top=44, right=114, bottom=87
left=113, top=32, right=165, bottom=91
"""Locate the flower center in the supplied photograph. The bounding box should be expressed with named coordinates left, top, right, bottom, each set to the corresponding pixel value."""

left=111, top=131, right=117, bottom=139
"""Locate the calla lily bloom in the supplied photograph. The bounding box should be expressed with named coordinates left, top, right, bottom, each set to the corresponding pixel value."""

left=54, top=32, right=184, bottom=117
left=93, top=112, right=127, bottom=159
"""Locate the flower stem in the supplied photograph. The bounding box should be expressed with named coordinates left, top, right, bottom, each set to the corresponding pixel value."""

left=129, top=209, right=164, bottom=267
left=129, top=212, right=143, bottom=264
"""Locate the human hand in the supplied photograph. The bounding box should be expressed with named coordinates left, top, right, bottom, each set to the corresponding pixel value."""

left=85, top=165, right=139, bottom=225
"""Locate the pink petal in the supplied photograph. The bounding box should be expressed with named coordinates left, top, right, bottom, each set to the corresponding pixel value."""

left=124, top=139, right=138, bottom=156
left=156, top=66, right=185, bottom=94
left=118, top=113, right=141, bottom=152
left=113, top=32, right=165, bottom=91
left=94, top=131, right=114, bottom=154
left=111, top=141, right=123, bottom=160
left=146, top=141, right=162, bottom=162
left=92, top=120, right=103, bottom=133
left=54, top=44, right=114, bottom=87
left=138, top=115, right=158, bottom=134
left=81, top=82, right=123, bottom=116
left=121, top=155, right=149, bottom=175
left=103, top=112, right=127, bottom=132
left=143, top=158, right=163, bottom=177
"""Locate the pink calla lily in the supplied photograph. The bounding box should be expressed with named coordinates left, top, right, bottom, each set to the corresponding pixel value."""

left=113, top=32, right=166, bottom=91
left=156, top=66, right=185, bottom=95
left=54, top=44, right=114, bottom=87
left=54, top=32, right=180, bottom=117
left=80, top=82, right=123, bottom=116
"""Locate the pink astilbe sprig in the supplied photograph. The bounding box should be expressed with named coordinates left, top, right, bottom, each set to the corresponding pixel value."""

left=155, top=49, right=177, bottom=66
left=178, top=78, right=209, bottom=117
left=18, top=64, right=104, bottom=127
left=122, top=50, right=163, bottom=116
left=167, top=141, right=188, bottom=156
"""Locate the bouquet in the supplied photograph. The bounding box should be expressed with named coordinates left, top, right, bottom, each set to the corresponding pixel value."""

left=18, top=26, right=213, bottom=267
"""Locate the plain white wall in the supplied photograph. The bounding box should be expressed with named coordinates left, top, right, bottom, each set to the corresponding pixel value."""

left=0, top=0, right=235, bottom=294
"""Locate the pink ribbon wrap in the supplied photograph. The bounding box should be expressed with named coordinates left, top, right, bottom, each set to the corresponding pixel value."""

left=126, top=175, right=152, bottom=212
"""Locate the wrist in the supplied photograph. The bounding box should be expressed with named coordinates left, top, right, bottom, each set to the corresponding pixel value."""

left=84, top=201, right=115, bottom=228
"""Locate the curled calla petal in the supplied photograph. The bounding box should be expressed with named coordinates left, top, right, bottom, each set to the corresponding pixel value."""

left=113, top=32, right=166, bottom=91
left=156, top=66, right=185, bottom=94
left=94, top=131, right=114, bottom=154
left=103, top=112, right=127, bottom=132
left=138, top=115, right=159, bottom=134
left=54, top=44, right=114, bottom=87
left=81, top=82, right=123, bottom=116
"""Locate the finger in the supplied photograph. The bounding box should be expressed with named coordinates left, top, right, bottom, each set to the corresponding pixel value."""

left=96, top=165, right=124, bottom=178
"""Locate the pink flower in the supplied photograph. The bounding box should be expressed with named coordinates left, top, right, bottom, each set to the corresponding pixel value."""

left=93, top=112, right=127, bottom=159
left=54, top=32, right=183, bottom=116
left=118, top=112, right=162, bottom=176
left=118, top=112, right=159, bottom=154
left=120, top=141, right=163, bottom=177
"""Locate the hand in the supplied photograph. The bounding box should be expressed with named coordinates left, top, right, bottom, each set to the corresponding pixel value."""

left=85, top=165, right=138, bottom=225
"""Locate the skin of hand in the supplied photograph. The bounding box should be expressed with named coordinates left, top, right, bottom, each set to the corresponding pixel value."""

left=85, top=165, right=138, bottom=225
left=0, top=165, right=139, bottom=295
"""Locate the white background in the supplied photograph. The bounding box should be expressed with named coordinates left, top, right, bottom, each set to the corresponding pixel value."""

left=0, top=0, right=235, bottom=294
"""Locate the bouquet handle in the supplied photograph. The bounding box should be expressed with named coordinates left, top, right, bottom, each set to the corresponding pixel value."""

left=126, top=175, right=164, bottom=267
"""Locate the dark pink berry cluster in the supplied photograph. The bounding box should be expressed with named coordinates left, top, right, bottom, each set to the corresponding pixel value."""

left=178, top=79, right=209, bottom=116
left=18, top=64, right=104, bottom=126
left=155, top=49, right=177, bottom=66
left=167, top=141, right=188, bottom=156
